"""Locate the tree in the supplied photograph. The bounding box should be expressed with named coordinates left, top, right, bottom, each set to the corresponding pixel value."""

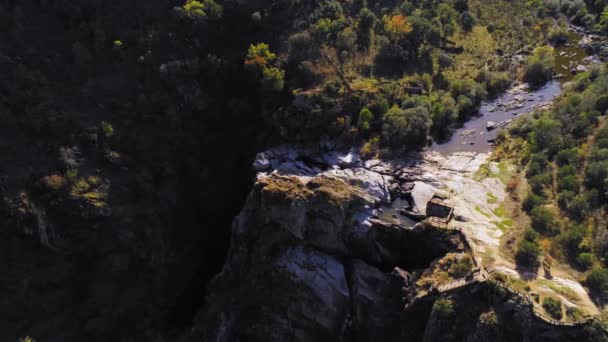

left=577, top=253, right=594, bottom=270
left=245, top=43, right=276, bottom=72
left=459, top=11, right=475, bottom=31
left=336, top=27, right=357, bottom=52
left=245, top=43, right=285, bottom=92
left=523, top=46, right=555, bottom=88
left=357, top=107, right=373, bottom=131
left=357, top=8, right=377, bottom=50
left=382, top=105, right=431, bottom=148
left=430, top=92, right=457, bottom=136
left=523, top=192, right=545, bottom=212
left=433, top=298, right=455, bottom=317
left=542, top=297, right=563, bottom=319
left=176, top=0, right=222, bottom=20
left=597, top=6, right=608, bottom=32
left=531, top=116, right=562, bottom=155
left=383, top=14, right=413, bottom=41
left=586, top=268, right=608, bottom=298
left=516, top=240, right=540, bottom=268
left=262, top=67, right=285, bottom=92
left=531, top=206, right=560, bottom=235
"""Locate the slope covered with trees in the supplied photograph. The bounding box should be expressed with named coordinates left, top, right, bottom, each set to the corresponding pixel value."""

left=505, top=64, right=608, bottom=302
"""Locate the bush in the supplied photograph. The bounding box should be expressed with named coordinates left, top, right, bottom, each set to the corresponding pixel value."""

left=530, top=206, right=560, bottom=235
left=523, top=46, right=555, bottom=88
left=529, top=173, right=552, bottom=195
left=523, top=192, right=545, bottom=212
left=433, top=298, right=455, bottom=317
left=586, top=268, right=608, bottom=297
left=547, top=27, right=568, bottom=46
left=542, top=297, right=563, bottom=319
left=382, top=105, right=431, bottom=148
left=558, top=174, right=578, bottom=192
left=449, top=255, right=473, bottom=278
left=357, top=107, right=373, bottom=131
left=176, top=0, right=222, bottom=20
left=556, top=148, right=580, bottom=166
left=577, top=253, right=594, bottom=270
left=596, top=94, right=608, bottom=113
left=516, top=240, right=540, bottom=268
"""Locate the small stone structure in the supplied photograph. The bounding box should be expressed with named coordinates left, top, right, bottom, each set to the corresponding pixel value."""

left=425, top=194, right=454, bottom=228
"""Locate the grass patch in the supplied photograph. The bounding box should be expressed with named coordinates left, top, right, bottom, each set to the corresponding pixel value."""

left=537, top=279, right=581, bottom=302
left=487, top=192, right=498, bottom=204
left=494, top=218, right=513, bottom=232
left=475, top=206, right=492, bottom=218
left=493, top=205, right=507, bottom=218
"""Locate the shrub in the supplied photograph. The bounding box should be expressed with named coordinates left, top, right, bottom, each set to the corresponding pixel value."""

left=459, top=11, right=475, bottom=31
left=577, top=253, right=594, bottom=270
left=382, top=105, right=431, bottom=148
left=523, top=46, right=555, bottom=88
left=100, top=121, right=114, bottom=137
left=433, top=298, right=455, bottom=317
left=357, top=107, right=373, bottom=131
left=262, top=67, right=285, bottom=92
left=586, top=268, right=608, bottom=297
left=567, top=193, right=590, bottom=220
left=542, top=297, right=563, bottom=319
left=556, top=148, right=580, bottom=166
left=530, top=206, right=560, bottom=235
left=516, top=240, right=540, bottom=268
left=523, top=192, right=545, bottom=212
left=547, top=27, right=568, bottom=46
left=558, top=174, right=578, bottom=192
left=177, top=0, right=222, bottom=20
left=383, top=14, right=413, bottom=41
left=245, top=43, right=285, bottom=92
left=449, top=255, right=473, bottom=278
left=529, top=173, right=552, bottom=195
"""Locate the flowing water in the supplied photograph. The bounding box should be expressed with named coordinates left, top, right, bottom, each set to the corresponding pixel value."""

left=431, top=30, right=592, bottom=156
left=384, top=30, right=594, bottom=226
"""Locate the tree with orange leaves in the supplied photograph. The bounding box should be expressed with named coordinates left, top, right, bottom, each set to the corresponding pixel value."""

left=383, top=14, right=413, bottom=41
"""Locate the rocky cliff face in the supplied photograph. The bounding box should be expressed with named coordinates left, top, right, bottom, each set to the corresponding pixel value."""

left=180, top=147, right=468, bottom=342
left=181, top=146, right=606, bottom=342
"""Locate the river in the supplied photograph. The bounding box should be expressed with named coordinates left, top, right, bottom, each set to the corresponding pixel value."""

left=381, top=29, right=597, bottom=225
left=430, top=30, right=594, bottom=155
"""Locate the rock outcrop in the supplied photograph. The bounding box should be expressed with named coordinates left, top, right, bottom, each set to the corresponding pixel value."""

left=182, top=151, right=466, bottom=341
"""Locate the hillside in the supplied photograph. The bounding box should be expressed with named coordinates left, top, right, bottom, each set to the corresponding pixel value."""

left=1, top=0, right=608, bottom=341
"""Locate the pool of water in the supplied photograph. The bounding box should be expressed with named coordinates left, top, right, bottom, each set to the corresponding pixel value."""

left=378, top=197, right=419, bottom=228
left=554, top=31, right=590, bottom=82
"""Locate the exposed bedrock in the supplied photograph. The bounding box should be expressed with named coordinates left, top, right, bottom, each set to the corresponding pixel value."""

left=182, top=171, right=464, bottom=342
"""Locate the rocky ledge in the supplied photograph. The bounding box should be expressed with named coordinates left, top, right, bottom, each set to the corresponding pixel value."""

left=181, top=146, right=604, bottom=342
left=180, top=146, right=469, bottom=342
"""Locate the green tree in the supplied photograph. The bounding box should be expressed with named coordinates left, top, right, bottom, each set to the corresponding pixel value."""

left=433, top=298, right=455, bottom=317
left=382, top=105, right=431, bottom=148
left=357, top=107, right=373, bottom=131
left=577, top=253, right=594, bottom=270
left=586, top=268, right=608, bottom=298
left=245, top=43, right=285, bottom=92
left=524, top=46, right=555, bottom=88
left=357, top=8, right=377, bottom=50
left=516, top=240, right=540, bottom=268
left=542, top=297, right=563, bottom=319
left=177, top=0, right=222, bottom=20
left=531, top=206, right=560, bottom=235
